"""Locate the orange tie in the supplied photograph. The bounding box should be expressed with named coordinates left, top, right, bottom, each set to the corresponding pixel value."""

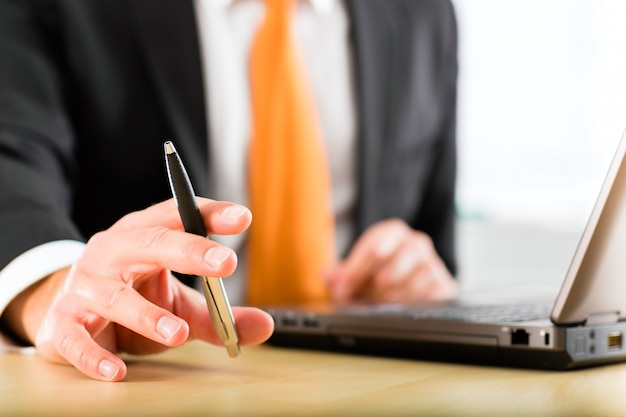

left=247, top=0, right=335, bottom=305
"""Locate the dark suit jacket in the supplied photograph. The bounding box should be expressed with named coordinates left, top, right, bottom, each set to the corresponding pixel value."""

left=0, top=0, right=458, bottom=274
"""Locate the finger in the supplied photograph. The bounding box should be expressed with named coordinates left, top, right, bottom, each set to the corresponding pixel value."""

left=114, top=270, right=178, bottom=355
left=328, top=220, right=409, bottom=300
left=176, top=283, right=275, bottom=346
left=370, top=240, right=458, bottom=303
left=414, top=263, right=459, bottom=301
left=190, top=307, right=275, bottom=347
left=230, top=307, right=275, bottom=345
left=374, top=267, right=458, bottom=303
left=84, top=226, right=238, bottom=280
left=111, top=281, right=275, bottom=354
left=373, top=232, right=433, bottom=290
left=36, top=313, right=128, bottom=382
left=66, top=272, right=190, bottom=348
left=136, top=268, right=175, bottom=308
left=111, top=198, right=252, bottom=236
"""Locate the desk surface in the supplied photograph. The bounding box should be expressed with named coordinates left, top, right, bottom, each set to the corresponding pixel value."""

left=3, top=341, right=626, bottom=417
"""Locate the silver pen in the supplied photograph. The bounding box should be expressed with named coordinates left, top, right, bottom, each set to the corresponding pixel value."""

left=164, top=141, right=240, bottom=357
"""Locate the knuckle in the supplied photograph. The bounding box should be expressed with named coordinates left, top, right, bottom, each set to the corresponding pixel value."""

left=86, top=231, right=108, bottom=251
left=115, top=209, right=142, bottom=230
left=55, top=331, right=76, bottom=356
left=56, top=331, right=94, bottom=369
left=180, top=238, right=207, bottom=263
left=140, top=227, right=170, bottom=250
left=98, top=285, right=154, bottom=330
left=75, top=344, right=95, bottom=371
left=387, top=218, right=407, bottom=229
left=380, top=218, right=408, bottom=234
left=374, top=270, right=392, bottom=291
left=100, top=284, right=131, bottom=312
left=418, top=233, right=434, bottom=247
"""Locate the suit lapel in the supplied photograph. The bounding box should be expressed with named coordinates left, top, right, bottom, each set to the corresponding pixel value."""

left=345, top=0, right=403, bottom=232
left=131, top=0, right=210, bottom=195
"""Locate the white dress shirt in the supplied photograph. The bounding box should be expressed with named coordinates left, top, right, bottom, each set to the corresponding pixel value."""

left=195, top=0, right=357, bottom=304
left=0, top=0, right=356, bottom=331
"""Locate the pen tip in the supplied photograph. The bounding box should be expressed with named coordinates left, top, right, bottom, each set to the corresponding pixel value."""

left=164, top=141, right=176, bottom=155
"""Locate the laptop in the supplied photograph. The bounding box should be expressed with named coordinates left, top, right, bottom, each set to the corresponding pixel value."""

left=261, top=129, right=626, bottom=370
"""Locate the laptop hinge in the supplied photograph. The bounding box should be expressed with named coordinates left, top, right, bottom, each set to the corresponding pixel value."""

left=585, top=311, right=620, bottom=325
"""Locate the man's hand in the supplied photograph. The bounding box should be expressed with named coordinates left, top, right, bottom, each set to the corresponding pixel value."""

left=326, top=219, right=458, bottom=303
left=1, top=198, right=274, bottom=381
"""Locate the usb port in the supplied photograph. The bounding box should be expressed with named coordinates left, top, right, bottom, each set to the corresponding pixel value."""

left=303, top=317, right=319, bottom=328
left=608, top=331, right=623, bottom=351
left=281, top=316, right=298, bottom=326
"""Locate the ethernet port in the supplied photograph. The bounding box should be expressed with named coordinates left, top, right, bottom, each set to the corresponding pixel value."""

left=511, top=329, right=530, bottom=346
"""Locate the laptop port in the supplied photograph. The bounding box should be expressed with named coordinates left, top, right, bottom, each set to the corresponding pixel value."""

left=511, top=329, right=530, bottom=345
left=303, top=317, right=319, bottom=328
left=608, top=331, right=623, bottom=351
left=281, top=316, right=298, bottom=326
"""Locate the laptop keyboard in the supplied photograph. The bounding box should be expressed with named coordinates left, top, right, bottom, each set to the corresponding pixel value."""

left=346, top=303, right=552, bottom=323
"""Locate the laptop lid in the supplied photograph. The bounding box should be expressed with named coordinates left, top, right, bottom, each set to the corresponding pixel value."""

left=552, top=129, right=626, bottom=325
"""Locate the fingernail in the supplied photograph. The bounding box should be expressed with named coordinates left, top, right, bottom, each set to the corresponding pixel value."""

left=157, top=316, right=183, bottom=341
left=223, top=205, right=248, bottom=221
left=98, top=359, right=120, bottom=381
left=204, top=246, right=232, bottom=268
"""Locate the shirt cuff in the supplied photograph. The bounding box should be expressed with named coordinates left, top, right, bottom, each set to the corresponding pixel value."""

left=0, top=240, right=85, bottom=349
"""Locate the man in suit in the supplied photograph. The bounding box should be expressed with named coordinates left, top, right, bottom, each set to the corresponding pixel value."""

left=0, top=0, right=458, bottom=381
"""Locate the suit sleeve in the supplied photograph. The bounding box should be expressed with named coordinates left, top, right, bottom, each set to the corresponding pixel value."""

left=0, top=0, right=83, bottom=270
left=411, top=0, right=458, bottom=276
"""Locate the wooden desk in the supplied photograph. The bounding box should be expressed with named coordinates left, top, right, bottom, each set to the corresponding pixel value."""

left=3, top=341, right=626, bottom=416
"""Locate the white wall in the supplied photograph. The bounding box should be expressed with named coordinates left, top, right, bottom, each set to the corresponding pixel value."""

left=452, top=1, right=626, bottom=293
left=454, top=0, right=626, bottom=230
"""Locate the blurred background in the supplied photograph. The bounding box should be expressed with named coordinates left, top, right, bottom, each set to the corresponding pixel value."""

left=452, top=0, right=626, bottom=296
